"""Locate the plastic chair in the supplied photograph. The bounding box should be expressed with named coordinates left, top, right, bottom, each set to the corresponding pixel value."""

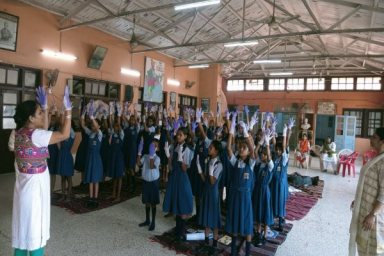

left=337, top=149, right=353, bottom=172
left=338, top=152, right=359, bottom=177
left=308, top=145, right=323, bottom=171
left=363, top=149, right=377, bottom=165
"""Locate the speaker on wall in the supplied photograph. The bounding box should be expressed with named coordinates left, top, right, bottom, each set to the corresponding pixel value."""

left=125, top=85, right=134, bottom=102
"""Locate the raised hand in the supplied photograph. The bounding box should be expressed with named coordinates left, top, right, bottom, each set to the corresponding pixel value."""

left=164, top=141, right=170, bottom=158
left=95, top=104, right=102, bottom=116
left=81, top=106, right=87, bottom=119
left=137, top=139, right=144, bottom=155
left=225, top=108, right=230, bottom=117
left=36, top=86, right=48, bottom=110
left=186, top=108, right=191, bottom=124
left=239, top=121, right=249, bottom=138
left=149, top=142, right=156, bottom=158
left=271, top=115, right=278, bottom=128
left=264, top=128, right=273, bottom=145
left=244, top=105, right=249, bottom=116
left=178, top=116, right=184, bottom=127
left=133, top=103, right=139, bottom=111
left=203, top=118, right=208, bottom=128
left=196, top=155, right=202, bottom=174
left=195, top=107, right=202, bottom=123
left=148, top=103, right=152, bottom=112
left=249, top=112, right=259, bottom=130
left=142, top=115, right=146, bottom=124
left=216, top=126, right=223, bottom=135
left=173, top=119, right=179, bottom=134
left=177, top=145, right=184, bottom=162
left=209, top=110, right=214, bottom=118
left=283, top=124, right=288, bottom=137
left=217, top=104, right=221, bottom=117
left=191, top=121, right=198, bottom=132
left=116, top=102, right=122, bottom=116
left=109, top=101, right=115, bottom=115
left=163, top=108, right=167, bottom=119
left=230, top=118, right=236, bottom=135
left=102, top=106, right=108, bottom=119
left=89, top=100, right=95, bottom=119
left=288, top=117, right=295, bottom=129
left=265, top=112, right=271, bottom=122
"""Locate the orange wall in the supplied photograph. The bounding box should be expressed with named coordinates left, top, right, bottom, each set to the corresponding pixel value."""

left=223, top=84, right=384, bottom=154
left=0, top=1, right=202, bottom=152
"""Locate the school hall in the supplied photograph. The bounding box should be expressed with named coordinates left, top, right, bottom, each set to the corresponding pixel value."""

left=0, top=0, right=383, bottom=255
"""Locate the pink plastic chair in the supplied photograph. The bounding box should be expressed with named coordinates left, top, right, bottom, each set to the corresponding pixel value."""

left=363, top=149, right=377, bottom=165
left=338, top=152, right=359, bottom=178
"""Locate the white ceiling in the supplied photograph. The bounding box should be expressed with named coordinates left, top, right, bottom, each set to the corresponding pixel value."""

left=20, top=0, right=384, bottom=78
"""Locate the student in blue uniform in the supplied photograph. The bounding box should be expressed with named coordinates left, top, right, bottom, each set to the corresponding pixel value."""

left=207, top=119, right=216, bottom=140
left=81, top=101, right=103, bottom=208
left=253, top=125, right=275, bottom=247
left=195, top=138, right=223, bottom=255
left=159, top=113, right=171, bottom=183
left=188, top=108, right=211, bottom=222
left=56, top=112, right=76, bottom=202
left=137, top=140, right=160, bottom=231
left=100, top=106, right=111, bottom=184
left=163, top=127, right=193, bottom=242
left=226, top=115, right=256, bottom=256
left=271, top=119, right=294, bottom=232
left=141, top=111, right=156, bottom=155
left=75, top=101, right=90, bottom=186
left=107, top=102, right=125, bottom=203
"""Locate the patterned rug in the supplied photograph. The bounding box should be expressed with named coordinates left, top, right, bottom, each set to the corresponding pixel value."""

left=151, top=220, right=293, bottom=256
left=285, top=180, right=324, bottom=221
left=51, top=177, right=167, bottom=214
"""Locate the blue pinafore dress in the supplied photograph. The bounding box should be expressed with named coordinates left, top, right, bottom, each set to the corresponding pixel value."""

left=100, top=130, right=110, bottom=174
left=48, top=143, right=59, bottom=175
left=84, top=130, right=103, bottom=183
left=225, top=159, right=254, bottom=235
left=219, top=138, right=231, bottom=189
left=142, top=126, right=155, bottom=155
left=189, top=139, right=208, bottom=198
left=74, top=129, right=89, bottom=172
left=207, top=127, right=215, bottom=140
left=123, top=125, right=138, bottom=169
left=253, top=161, right=274, bottom=225
left=107, top=131, right=125, bottom=178
left=270, top=154, right=289, bottom=217
left=163, top=144, right=193, bottom=215
left=199, top=158, right=222, bottom=229
left=56, top=130, right=75, bottom=177
left=159, top=126, right=169, bottom=165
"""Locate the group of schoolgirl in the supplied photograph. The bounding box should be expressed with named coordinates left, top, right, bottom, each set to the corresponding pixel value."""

left=159, top=105, right=295, bottom=256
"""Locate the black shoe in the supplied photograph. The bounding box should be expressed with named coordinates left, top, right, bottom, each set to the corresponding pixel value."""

left=322, top=169, right=327, bottom=173
left=195, top=244, right=210, bottom=253
left=93, top=200, right=99, bottom=209
left=139, top=220, right=150, bottom=227
left=148, top=222, right=155, bottom=231
left=188, top=215, right=198, bottom=223
left=256, top=236, right=266, bottom=247
left=276, top=226, right=284, bottom=232
left=208, top=246, right=218, bottom=256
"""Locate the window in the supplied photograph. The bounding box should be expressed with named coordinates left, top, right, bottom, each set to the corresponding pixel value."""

left=344, top=109, right=382, bottom=137
left=227, top=79, right=244, bottom=91
left=331, top=77, right=354, bottom=90
left=306, top=78, right=325, bottom=90
left=178, top=94, right=196, bottom=116
left=268, top=79, right=285, bottom=90
left=246, top=79, right=263, bottom=91
left=356, top=77, right=381, bottom=90
left=287, top=78, right=304, bottom=90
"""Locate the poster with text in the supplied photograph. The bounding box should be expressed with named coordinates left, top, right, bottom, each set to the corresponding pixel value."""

left=143, top=57, right=165, bottom=103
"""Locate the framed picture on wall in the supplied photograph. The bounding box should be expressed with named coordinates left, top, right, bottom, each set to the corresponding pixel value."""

left=0, top=11, right=19, bottom=52
left=88, top=46, right=108, bottom=70
left=201, top=98, right=210, bottom=113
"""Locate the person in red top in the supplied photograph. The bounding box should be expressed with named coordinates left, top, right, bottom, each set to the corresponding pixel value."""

left=296, top=133, right=309, bottom=168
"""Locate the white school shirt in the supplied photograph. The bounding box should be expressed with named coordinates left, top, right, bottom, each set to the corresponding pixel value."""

left=141, top=154, right=160, bottom=182
left=255, top=157, right=274, bottom=172
left=205, top=156, right=223, bottom=180
left=84, top=127, right=102, bottom=141
left=230, top=155, right=257, bottom=170
left=274, top=151, right=289, bottom=167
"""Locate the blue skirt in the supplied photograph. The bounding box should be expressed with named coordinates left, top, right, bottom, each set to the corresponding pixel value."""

left=142, top=180, right=160, bottom=205
left=253, top=184, right=274, bottom=225
left=270, top=179, right=288, bottom=217
left=56, top=149, right=74, bottom=177
left=163, top=169, right=193, bottom=215
left=100, top=137, right=110, bottom=174
left=48, top=144, right=59, bottom=175
left=84, top=152, right=103, bottom=183
left=199, top=187, right=221, bottom=229
left=74, top=141, right=88, bottom=172
left=188, top=166, right=204, bottom=197
left=225, top=189, right=253, bottom=235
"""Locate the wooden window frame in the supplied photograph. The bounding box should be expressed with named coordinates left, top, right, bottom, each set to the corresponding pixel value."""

left=343, top=108, right=383, bottom=138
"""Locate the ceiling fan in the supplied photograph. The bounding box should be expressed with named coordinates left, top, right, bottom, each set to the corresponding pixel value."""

left=245, top=0, right=300, bottom=31
left=127, top=15, right=142, bottom=49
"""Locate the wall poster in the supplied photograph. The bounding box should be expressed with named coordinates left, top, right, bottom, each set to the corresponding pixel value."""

left=143, top=57, right=165, bottom=103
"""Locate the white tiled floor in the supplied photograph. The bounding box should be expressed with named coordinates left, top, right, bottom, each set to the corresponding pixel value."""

left=0, top=154, right=359, bottom=256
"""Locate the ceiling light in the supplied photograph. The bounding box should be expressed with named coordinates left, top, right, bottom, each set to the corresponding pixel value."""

left=121, top=68, right=140, bottom=77
left=270, top=72, right=293, bottom=76
left=253, top=59, right=281, bottom=64
left=167, top=78, right=180, bottom=86
left=42, top=49, right=77, bottom=60
left=224, top=41, right=259, bottom=47
left=189, top=64, right=209, bottom=69
left=175, top=0, right=220, bottom=10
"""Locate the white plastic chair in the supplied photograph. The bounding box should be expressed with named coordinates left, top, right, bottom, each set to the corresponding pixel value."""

left=308, top=145, right=323, bottom=170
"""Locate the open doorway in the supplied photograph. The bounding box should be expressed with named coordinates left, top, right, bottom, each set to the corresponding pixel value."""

left=315, top=115, right=335, bottom=146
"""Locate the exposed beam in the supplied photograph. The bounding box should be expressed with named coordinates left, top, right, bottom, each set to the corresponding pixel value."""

left=341, top=38, right=358, bottom=51
left=173, top=54, right=384, bottom=67
left=182, top=10, right=199, bottom=44
left=59, top=0, right=95, bottom=24
left=59, top=1, right=211, bottom=31
left=132, top=28, right=384, bottom=53
left=318, top=0, right=384, bottom=15
left=301, top=0, right=323, bottom=31
left=94, top=0, right=115, bottom=17
left=363, top=0, right=379, bottom=67
left=326, top=5, right=361, bottom=31
left=341, top=34, right=384, bottom=48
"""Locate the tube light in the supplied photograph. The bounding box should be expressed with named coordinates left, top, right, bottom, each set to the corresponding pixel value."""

left=41, top=49, right=77, bottom=60
left=189, top=64, right=209, bottom=69
left=175, top=0, right=220, bottom=10
left=167, top=78, right=180, bottom=86
left=253, top=59, right=281, bottom=64
left=224, top=41, right=259, bottom=47
left=121, top=68, right=140, bottom=77
left=270, top=72, right=293, bottom=76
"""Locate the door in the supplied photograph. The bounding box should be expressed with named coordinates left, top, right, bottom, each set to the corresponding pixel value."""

left=0, top=89, right=20, bottom=173
left=334, top=115, right=356, bottom=152
left=315, top=115, right=335, bottom=146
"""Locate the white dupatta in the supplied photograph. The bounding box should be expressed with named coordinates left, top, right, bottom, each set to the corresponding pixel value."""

left=349, top=153, right=384, bottom=256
